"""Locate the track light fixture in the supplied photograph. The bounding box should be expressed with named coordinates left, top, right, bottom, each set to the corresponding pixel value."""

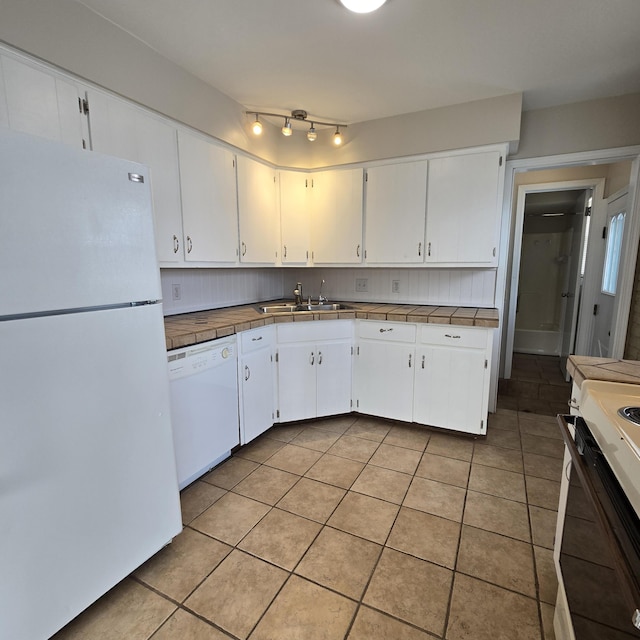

left=246, top=109, right=347, bottom=144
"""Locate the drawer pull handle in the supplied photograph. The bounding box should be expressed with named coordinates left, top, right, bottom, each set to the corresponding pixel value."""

left=310, top=352, right=315, bottom=366
left=318, top=351, right=323, bottom=365
left=173, top=235, right=179, bottom=253
left=379, top=327, right=394, bottom=333
left=252, top=336, right=263, bottom=342
left=244, top=365, right=250, bottom=381
left=408, top=353, right=412, bottom=368
left=187, top=236, right=193, bottom=253
left=568, top=398, right=579, bottom=410
left=421, top=355, right=425, bottom=369
left=444, top=334, right=461, bottom=339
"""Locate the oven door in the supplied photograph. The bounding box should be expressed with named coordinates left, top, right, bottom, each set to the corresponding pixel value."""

left=557, top=414, right=640, bottom=638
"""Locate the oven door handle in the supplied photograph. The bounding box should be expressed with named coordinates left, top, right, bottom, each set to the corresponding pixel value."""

left=557, top=414, right=640, bottom=629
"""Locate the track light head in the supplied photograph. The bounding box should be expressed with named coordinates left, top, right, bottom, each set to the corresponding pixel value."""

left=281, top=118, right=292, bottom=136
left=251, top=114, right=263, bottom=135
left=307, top=124, right=317, bottom=142
left=333, top=126, right=343, bottom=146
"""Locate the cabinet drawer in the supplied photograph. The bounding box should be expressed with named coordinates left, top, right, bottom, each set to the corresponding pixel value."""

left=240, top=325, right=274, bottom=353
left=419, top=324, right=488, bottom=349
left=357, top=320, right=416, bottom=343
left=277, top=320, right=352, bottom=343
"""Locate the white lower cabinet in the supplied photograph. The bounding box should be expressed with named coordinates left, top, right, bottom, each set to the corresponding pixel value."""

left=276, top=321, right=353, bottom=423
left=355, top=320, right=492, bottom=434
left=238, top=325, right=275, bottom=444
left=354, top=321, right=416, bottom=422
left=413, top=325, right=492, bottom=434
left=238, top=326, right=276, bottom=444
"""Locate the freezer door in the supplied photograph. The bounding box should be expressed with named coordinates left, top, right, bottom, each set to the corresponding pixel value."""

left=0, top=304, right=181, bottom=640
left=0, top=129, right=161, bottom=316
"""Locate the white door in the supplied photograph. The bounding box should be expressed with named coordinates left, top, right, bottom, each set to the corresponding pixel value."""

left=0, top=129, right=160, bottom=315
left=311, top=168, right=364, bottom=263
left=241, top=347, right=275, bottom=443
left=414, top=346, right=487, bottom=434
left=178, top=130, right=239, bottom=263
left=425, top=151, right=501, bottom=264
left=237, top=155, right=278, bottom=263
left=280, top=170, right=310, bottom=264
left=364, top=161, right=428, bottom=263
left=559, top=192, right=589, bottom=375
left=277, top=342, right=317, bottom=421
left=316, top=340, right=352, bottom=417
left=0, top=305, right=181, bottom=640
left=356, top=341, right=414, bottom=422
left=1, top=54, right=85, bottom=148
left=590, top=191, right=628, bottom=358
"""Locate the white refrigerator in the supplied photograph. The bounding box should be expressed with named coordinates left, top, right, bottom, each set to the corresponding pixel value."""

left=0, top=129, right=182, bottom=640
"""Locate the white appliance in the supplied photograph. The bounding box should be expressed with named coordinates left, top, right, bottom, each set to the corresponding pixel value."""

left=0, top=129, right=182, bottom=640
left=168, top=336, right=240, bottom=489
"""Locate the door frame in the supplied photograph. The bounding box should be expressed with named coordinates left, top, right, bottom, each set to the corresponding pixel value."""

left=504, top=178, right=605, bottom=378
left=490, top=145, right=640, bottom=410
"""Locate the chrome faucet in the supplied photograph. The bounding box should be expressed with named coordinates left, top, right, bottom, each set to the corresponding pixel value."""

left=294, top=282, right=303, bottom=306
left=318, top=279, right=327, bottom=304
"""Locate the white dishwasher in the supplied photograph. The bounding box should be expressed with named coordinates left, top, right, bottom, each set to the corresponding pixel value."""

left=168, top=336, right=239, bottom=489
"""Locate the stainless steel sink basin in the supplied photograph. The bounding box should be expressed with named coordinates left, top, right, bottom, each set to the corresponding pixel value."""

left=258, top=302, right=350, bottom=313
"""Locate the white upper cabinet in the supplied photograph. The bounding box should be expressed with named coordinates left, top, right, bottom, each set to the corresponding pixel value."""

left=0, top=53, right=86, bottom=149
left=425, top=150, right=503, bottom=265
left=311, top=168, right=364, bottom=264
left=88, top=90, right=185, bottom=264
left=279, top=170, right=310, bottom=264
left=364, top=161, right=428, bottom=264
left=237, top=155, right=278, bottom=264
left=177, top=129, right=238, bottom=264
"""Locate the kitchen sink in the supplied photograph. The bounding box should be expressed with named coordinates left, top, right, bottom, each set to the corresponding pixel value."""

left=258, top=302, right=351, bottom=313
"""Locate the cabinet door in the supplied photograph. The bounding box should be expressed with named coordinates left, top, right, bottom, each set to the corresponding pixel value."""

left=365, top=161, right=428, bottom=263
left=356, top=341, right=414, bottom=422
left=240, top=347, right=275, bottom=444
left=89, top=91, right=184, bottom=264
left=277, top=343, right=317, bottom=422
left=311, top=168, right=363, bottom=264
left=178, top=130, right=239, bottom=263
left=316, top=340, right=352, bottom=417
left=425, top=150, right=502, bottom=265
left=279, top=170, right=310, bottom=264
left=413, top=345, right=487, bottom=434
left=1, top=55, right=85, bottom=148
left=237, top=155, right=278, bottom=263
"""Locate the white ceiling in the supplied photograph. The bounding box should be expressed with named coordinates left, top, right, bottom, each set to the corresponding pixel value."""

left=75, top=0, right=640, bottom=126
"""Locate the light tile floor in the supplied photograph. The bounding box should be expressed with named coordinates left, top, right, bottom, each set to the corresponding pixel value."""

left=52, top=407, right=563, bottom=640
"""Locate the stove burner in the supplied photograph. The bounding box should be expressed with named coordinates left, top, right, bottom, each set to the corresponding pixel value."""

left=617, top=406, right=640, bottom=425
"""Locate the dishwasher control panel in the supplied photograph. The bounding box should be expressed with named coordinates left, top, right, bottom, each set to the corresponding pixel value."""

left=168, top=337, right=237, bottom=381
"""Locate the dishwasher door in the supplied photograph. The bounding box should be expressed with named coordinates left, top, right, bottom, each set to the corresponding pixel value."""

left=168, top=337, right=239, bottom=489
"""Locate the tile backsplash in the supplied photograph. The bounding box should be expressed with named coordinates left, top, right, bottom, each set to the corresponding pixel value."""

left=160, top=267, right=497, bottom=316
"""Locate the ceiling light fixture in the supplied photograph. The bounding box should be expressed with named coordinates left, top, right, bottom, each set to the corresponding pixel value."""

left=246, top=109, right=348, bottom=144
left=251, top=114, right=263, bottom=135
left=307, top=123, right=317, bottom=142
left=333, top=126, right=343, bottom=146
left=339, top=0, right=388, bottom=13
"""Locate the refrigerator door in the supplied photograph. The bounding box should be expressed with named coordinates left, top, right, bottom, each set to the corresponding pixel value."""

left=0, top=128, right=161, bottom=317
left=0, top=303, right=181, bottom=640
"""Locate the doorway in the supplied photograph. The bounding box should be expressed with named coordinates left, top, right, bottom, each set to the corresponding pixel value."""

left=513, top=189, right=589, bottom=362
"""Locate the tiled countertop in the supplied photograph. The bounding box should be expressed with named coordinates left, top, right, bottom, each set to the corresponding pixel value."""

left=568, top=355, right=640, bottom=388
left=164, top=302, right=500, bottom=350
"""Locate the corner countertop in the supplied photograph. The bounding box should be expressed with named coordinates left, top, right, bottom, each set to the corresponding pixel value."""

left=568, top=355, right=640, bottom=388
left=164, top=302, right=500, bottom=350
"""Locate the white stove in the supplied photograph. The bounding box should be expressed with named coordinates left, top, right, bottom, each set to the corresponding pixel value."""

left=579, top=379, right=640, bottom=516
